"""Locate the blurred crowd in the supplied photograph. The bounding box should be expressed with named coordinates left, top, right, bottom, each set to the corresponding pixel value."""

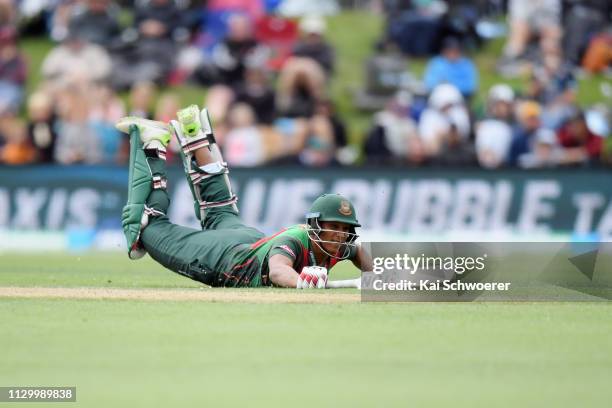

left=0, top=0, right=610, bottom=168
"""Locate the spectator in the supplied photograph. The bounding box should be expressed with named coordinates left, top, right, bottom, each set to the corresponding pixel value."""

left=292, top=15, right=335, bottom=76
left=133, top=0, right=186, bottom=42
left=0, top=115, right=35, bottom=165
left=518, top=128, right=563, bottom=168
left=154, top=92, right=182, bottom=123
left=418, top=83, right=471, bottom=157
left=364, top=90, right=420, bottom=165
left=508, top=100, right=542, bottom=166
left=49, top=0, right=80, bottom=42
left=234, top=65, right=276, bottom=124
left=41, top=24, right=112, bottom=89
left=276, top=56, right=326, bottom=118
left=527, top=61, right=578, bottom=129
left=484, top=84, right=516, bottom=123
left=314, top=99, right=356, bottom=165
left=111, top=0, right=186, bottom=89
left=153, top=92, right=182, bottom=162
left=26, top=91, right=58, bottom=163
left=556, top=110, right=604, bottom=165
left=423, top=36, right=478, bottom=99
left=89, top=85, right=125, bottom=163
left=114, top=81, right=157, bottom=163
left=431, top=124, right=477, bottom=167
left=206, top=0, right=264, bottom=20
left=475, top=120, right=513, bottom=169
left=581, top=29, right=612, bottom=74
left=274, top=15, right=337, bottom=119
left=475, top=84, right=516, bottom=168
left=54, top=86, right=101, bottom=164
left=269, top=115, right=311, bottom=163
left=386, top=0, right=447, bottom=57
left=314, top=99, right=347, bottom=149
left=500, top=0, right=562, bottom=76
left=0, top=0, right=16, bottom=28
left=298, top=113, right=337, bottom=167
left=0, top=28, right=26, bottom=115
left=353, top=39, right=412, bottom=111
left=128, top=81, right=157, bottom=119
left=563, top=0, right=611, bottom=67
left=195, top=13, right=269, bottom=88
left=67, top=0, right=121, bottom=48
left=224, top=103, right=310, bottom=166
left=205, top=85, right=236, bottom=141
left=223, top=103, right=269, bottom=167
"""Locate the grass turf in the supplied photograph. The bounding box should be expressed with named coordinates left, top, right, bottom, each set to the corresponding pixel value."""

left=1, top=253, right=612, bottom=407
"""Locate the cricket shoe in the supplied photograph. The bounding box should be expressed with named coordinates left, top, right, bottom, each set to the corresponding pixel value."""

left=172, top=104, right=214, bottom=154
left=116, top=117, right=171, bottom=152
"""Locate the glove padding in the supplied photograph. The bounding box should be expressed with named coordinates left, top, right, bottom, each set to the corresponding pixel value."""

left=297, top=266, right=328, bottom=289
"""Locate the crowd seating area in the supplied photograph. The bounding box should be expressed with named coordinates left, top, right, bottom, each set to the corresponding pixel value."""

left=0, top=0, right=610, bottom=168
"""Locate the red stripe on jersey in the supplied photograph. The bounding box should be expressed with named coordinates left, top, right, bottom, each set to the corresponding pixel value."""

left=249, top=228, right=287, bottom=249
left=279, top=244, right=296, bottom=258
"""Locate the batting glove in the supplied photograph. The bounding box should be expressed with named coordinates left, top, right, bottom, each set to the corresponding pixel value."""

left=297, top=266, right=328, bottom=289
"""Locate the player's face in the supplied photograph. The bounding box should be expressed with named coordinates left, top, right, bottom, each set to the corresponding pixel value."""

left=318, top=221, right=351, bottom=254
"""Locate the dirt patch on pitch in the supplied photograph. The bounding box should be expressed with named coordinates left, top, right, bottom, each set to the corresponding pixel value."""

left=0, top=287, right=359, bottom=304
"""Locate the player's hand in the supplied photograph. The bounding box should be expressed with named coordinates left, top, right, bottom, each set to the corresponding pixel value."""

left=296, top=266, right=328, bottom=289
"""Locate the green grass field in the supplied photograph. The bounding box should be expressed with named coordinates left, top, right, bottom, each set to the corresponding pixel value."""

left=1, top=252, right=612, bottom=407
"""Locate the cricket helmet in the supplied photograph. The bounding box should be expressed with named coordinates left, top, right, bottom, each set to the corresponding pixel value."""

left=305, top=194, right=360, bottom=260
left=306, top=193, right=361, bottom=227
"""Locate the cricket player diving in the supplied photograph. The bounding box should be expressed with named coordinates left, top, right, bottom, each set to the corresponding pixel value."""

left=116, top=105, right=370, bottom=289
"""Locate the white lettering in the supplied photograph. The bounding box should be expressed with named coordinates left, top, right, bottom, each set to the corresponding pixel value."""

left=490, top=181, right=513, bottom=231
left=597, top=201, right=612, bottom=240
left=387, top=181, right=413, bottom=232
left=518, top=181, right=561, bottom=234
left=13, top=188, right=47, bottom=229
left=450, top=180, right=491, bottom=230
left=573, top=193, right=605, bottom=235
left=409, top=180, right=452, bottom=232
left=239, top=179, right=265, bottom=227
left=68, top=189, right=100, bottom=228
left=46, top=189, right=68, bottom=230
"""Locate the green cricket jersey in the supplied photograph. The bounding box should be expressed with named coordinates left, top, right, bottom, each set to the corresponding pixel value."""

left=217, top=224, right=356, bottom=287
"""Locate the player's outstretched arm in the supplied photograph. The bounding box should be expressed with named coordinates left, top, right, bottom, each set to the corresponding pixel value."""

left=352, top=243, right=373, bottom=272
left=269, top=255, right=328, bottom=289
left=268, top=254, right=299, bottom=288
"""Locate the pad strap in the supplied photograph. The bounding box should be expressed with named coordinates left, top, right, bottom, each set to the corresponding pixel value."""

left=199, top=195, right=238, bottom=210
left=152, top=175, right=167, bottom=190
left=144, top=146, right=167, bottom=161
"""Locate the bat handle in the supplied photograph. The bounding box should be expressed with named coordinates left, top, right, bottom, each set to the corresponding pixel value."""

left=326, top=278, right=361, bottom=289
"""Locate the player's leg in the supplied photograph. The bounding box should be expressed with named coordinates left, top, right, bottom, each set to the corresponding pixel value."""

left=117, top=117, right=172, bottom=259
left=170, top=105, right=261, bottom=241
left=117, top=117, right=226, bottom=284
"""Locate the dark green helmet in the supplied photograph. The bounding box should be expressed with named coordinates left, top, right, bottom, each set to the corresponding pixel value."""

left=305, top=194, right=360, bottom=260
left=306, top=194, right=361, bottom=227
